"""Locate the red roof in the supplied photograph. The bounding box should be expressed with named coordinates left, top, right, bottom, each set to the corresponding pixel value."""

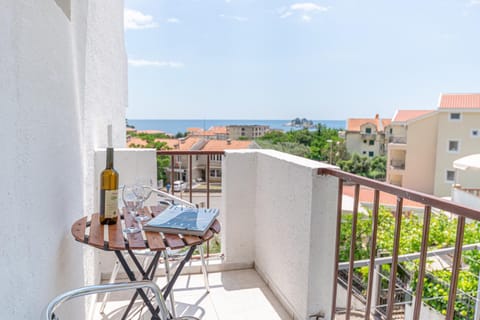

left=343, top=185, right=423, bottom=209
left=208, top=126, right=228, bottom=134
left=392, top=110, right=434, bottom=122
left=347, top=116, right=390, bottom=132
left=202, top=140, right=253, bottom=151
left=439, top=93, right=480, bottom=109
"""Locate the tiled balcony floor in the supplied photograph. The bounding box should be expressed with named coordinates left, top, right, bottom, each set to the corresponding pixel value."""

left=93, top=269, right=292, bottom=320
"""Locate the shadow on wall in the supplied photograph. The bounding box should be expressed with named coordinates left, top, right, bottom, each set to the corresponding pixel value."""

left=55, top=0, right=71, bottom=20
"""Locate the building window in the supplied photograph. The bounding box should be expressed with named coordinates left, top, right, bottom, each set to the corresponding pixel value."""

left=446, top=170, right=455, bottom=182
left=450, top=113, right=461, bottom=121
left=471, top=129, right=479, bottom=138
left=368, top=151, right=374, bottom=157
left=369, top=140, right=375, bottom=145
left=210, top=154, right=222, bottom=161
left=363, top=140, right=367, bottom=144
left=210, top=169, right=221, bottom=178
left=389, top=128, right=393, bottom=134
left=365, top=127, right=372, bottom=134
left=448, top=140, right=459, bottom=153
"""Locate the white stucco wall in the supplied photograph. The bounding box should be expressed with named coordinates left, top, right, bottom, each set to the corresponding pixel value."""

left=0, top=1, right=126, bottom=318
left=223, top=150, right=338, bottom=319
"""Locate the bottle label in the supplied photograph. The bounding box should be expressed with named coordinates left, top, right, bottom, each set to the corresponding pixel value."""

left=104, top=190, right=118, bottom=219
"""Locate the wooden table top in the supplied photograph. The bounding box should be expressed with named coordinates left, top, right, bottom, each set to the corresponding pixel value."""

left=71, top=205, right=221, bottom=252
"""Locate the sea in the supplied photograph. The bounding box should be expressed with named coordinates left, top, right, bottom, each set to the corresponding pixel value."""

left=128, top=119, right=346, bottom=136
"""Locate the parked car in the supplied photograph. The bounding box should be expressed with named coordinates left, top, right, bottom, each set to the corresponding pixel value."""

left=173, top=180, right=187, bottom=191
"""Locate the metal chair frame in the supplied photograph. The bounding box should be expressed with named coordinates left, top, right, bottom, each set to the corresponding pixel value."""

left=42, top=281, right=172, bottom=320
left=100, top=188, right=210, bottom=318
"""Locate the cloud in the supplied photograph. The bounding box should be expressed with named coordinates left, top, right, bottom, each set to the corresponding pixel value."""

left=128, top=59, right=184, bottom=68
left=468, top=0, right=480, bottom=5
left=124, top=8, right=159, bottom=30
left=278, top=2, right=329, bottom=21
left=301, top=15, right=312, bottom=22
left=166, top=17, right=180, bottom=23
left=279, top=11, right=293, bottom=19
left=291, top=3, right=328, bottom=12
left=219, top=14, right=248, bottom=22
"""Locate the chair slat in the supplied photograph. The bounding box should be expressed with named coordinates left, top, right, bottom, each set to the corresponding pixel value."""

left=182, top=235, right=203, bottom=246
left=210, top=220, right=221, bottom=233
left=163, top=234, right=186, bottom=249
left=71, top=216, right=87, bottom=242
left=108, top=209, right=126, bottom=250
left=201, top=230, right=214, bottom=241
left=88, top=213, right=105, bottom=249
left=122, top=208, right=146, bottom=250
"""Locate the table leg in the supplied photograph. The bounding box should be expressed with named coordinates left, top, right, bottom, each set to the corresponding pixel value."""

left=114, top=251, right=162, bottom=320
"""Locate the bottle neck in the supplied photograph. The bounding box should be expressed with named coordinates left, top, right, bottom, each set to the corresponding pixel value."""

left=106, top=147, right=114, bottom=169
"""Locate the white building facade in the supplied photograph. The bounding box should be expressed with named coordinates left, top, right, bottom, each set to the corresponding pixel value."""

left=0, top=1, right=127, bottom=318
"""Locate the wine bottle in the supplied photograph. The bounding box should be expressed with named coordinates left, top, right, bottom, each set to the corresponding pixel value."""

left=100, top=125, right=119, bottom=225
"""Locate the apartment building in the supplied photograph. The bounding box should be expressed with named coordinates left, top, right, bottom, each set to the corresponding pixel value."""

left=433, top=94, right=480, bottom=196
left=226, top=125, right=270, bottom=139
left=386, top=110, right=436, bottom=192
left=386, top=93, right=480, bottom=197
left=344, top=114, right=391, bottom=157
left=187, top=126, right=228, bottom=140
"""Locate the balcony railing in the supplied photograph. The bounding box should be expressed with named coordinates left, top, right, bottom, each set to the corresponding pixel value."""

left=389, top=136, right=407, bottom=144
left=390, top=160, right=405, bottom=170
left=157, top=150, right=225, bottom=208
left=319, top=167, right=480, bottom=320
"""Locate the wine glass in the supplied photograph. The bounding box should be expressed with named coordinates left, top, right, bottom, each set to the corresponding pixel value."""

left=122, top=185, right=143, bottom=233
left=132, top=183, right=151, bottom=222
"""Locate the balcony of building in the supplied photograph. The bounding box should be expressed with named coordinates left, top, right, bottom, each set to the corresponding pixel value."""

left=66, top=149, right=480, bottom=320
left=388, top=137, right=407, bottom=145
left=7, top=3, right=480, bottom=318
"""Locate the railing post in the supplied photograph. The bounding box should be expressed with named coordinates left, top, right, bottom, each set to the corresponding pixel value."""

left=346, top=184, right=360, bottom=320
left=412, top=206, right=431, bottom=320
left=446, top=216, right=466, bottom=320
left=386, top=197, right=403, bottom=319
left=330, top=179, right=343, bottom=320
left=189, top=154, right=193, bottom=203
left=365, top=189, right=380, bottom=320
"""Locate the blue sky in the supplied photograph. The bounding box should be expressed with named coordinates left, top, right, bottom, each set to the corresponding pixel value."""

left=124, top=0, right=480, bottom=120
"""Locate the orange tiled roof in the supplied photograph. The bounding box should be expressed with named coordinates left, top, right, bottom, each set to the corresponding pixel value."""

left=202, top=140, right=253, bottom=151
left=347, top=115, right=390, bottom=132
left=208, top=126, right=228, bottom=134
left=187, top=127, right=203, bottom=133
left=343, top=185, right=423, bottom=209
left=156, top=137, right=201, bottom=151
left=127, top=137, right=148, bottom=147
left=439, top=93, right=480, bottom=109
left=392, top=110, right=434, bottom=122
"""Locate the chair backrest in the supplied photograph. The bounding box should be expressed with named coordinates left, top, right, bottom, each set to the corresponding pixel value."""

left=149, top=187, right=196, bottom=208
left=41, top=281, right=170, bottom=320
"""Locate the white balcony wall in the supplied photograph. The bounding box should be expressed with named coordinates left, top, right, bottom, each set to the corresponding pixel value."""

left=223, top=150, right=338, bottom=320
left=452, top=188, right=480, bottom=211
left=0, top=1, right=126, bottom=319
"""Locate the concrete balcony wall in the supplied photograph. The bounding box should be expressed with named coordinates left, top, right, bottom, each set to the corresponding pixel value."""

left=223, top=150, right=338, bottom=320
left=452, top=187, right=480, bottom=211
